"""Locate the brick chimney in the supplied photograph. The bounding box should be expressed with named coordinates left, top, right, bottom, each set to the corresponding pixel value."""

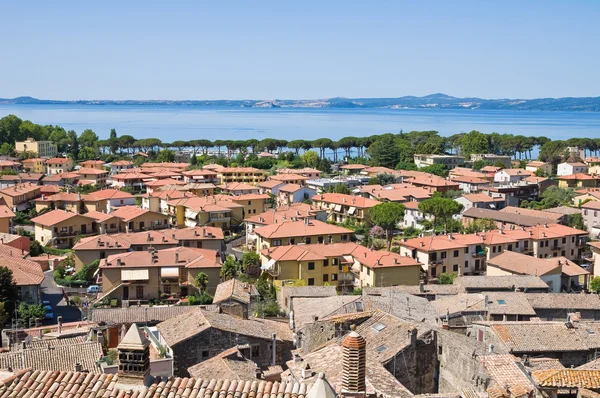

left=342, top=325, right=366, bottom=396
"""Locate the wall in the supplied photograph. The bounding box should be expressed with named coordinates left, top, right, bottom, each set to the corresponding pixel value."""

left=0, top=218, right=10, bottom=234
left=74, top=248, right=126, bottom=271
left=363, top=265, right=421, bottom=287
left=124, top=213, right=169, bottom=232
left=186, top=268, right=221, bottom=295
left=256, top=232, right=350, bottom=252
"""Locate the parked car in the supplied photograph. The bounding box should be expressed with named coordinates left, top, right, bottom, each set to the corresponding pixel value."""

left=43, top=305, right=54, bottom=320
left=87, top=285, right=101, bottom=294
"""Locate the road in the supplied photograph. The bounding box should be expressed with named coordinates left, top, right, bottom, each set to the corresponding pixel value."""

left=41, top=270, right=83, bottom=323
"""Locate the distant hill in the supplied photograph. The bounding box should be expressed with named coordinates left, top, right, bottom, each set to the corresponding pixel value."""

left=1, top=94, right=600, bottom=111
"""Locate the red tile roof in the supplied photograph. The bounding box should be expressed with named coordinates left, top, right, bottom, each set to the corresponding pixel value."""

left=254, top=219, right=352, bottom=239
left=30, top=210, right=93, bottom=226
left=313, top=193, right=380, bottom=208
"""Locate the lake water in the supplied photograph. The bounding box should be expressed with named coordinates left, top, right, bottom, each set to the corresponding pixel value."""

left=1, top=104, right=599, bottom=144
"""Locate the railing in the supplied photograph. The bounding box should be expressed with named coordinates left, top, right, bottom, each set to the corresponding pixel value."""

left=209, top=216, right=231, bottom=222
left=472, top=252, right=486, bottom=258
left=55, top=230, right=96, bottom=238
left=551, top=245, right=561, bottom=251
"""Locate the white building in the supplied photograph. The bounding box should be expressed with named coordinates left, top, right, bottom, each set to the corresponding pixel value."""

left=557, top=162, right=588, bottom=177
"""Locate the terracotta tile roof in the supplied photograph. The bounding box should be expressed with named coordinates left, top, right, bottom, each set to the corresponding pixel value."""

left=22, top=158, right=46, bottom=164
left=76, top=167, right=107, bottom=175
left=253, top=219, right=352, bottom=239
left=456, top=275, right=550, bottom=291
left=213, top=279, right=253, bottom=305
left=582, top=201, right=600, bottom=210
left=30, top=210, right=93, bottom=227
left=499, top=206, right=562, bottom=221
left=351, top=245, right=422, bottom=269
left=527, top=161, right=549, bottom=167
left=262, top=242, right=357, bottom=262
left=480, top=166, right=503, bottom=172
left=157, top=307, right=293, bottom=346
left=83, top=211, right=120, bottom=223
left=231, top=193, right=270, bottom=201
left=110, top=160, right=134, bottom=166
left=182, top=169, right=218, bottom=177
left=90, top=306, right=192, bottom=325
left=218, top=182, right=259, bottom=191
left=144, top=178, right=185, bottom=187
left=526, top=358, right=565, bottom=371
left=147, top=189, right=194, bottom=199
left=339, top=164, right=367, bottom=170
left=460, top=193, right=499, bottom=203
left=487, top=251, right=561, bottom=276
left=559, top=173, right=600, bottom=181
left=312, top=193, right=380, bottom=208
left=100, top=247, right=221, bottom=269
left=0, top=184, right=41, bottom=197
left=269, top=174, right=309, bottom=182
left=432, top=292, right=537, bottom=316
left=35, top=192, right=83, bottom=203
left=278, top=184, right=303, bottom=193
left=38, top=185, right=61, bottom=195
left=400, top=234, right=475, bottom=251
left=187, top=347, right=260, bottom=380
left=449, top=176, right=490, bottom=184
left=0, top=255, right=44, bottom=286
left=110, top=206, right=163, bottom=222
left=410, top=176, right=460, bottom=188
left=142, top=162, right=190, bottom=169
left=564, top=162, right=588, bottom=167
left=532, top=369, right=600, bottom=389
left=480, top=354, right=534, bottom=394
left=219, top=167, right=264, bottom=173
left=46, top=158, right=71, bottom=164
left=0, top=206, right=15, bottom=219
left=72, top=234, right=131, bottom=251
left=276, top=167, right=321, bottom=175
left=244, top=203, right=321, bottom=225
left=462, top=208, right=562, bottom=227
left=498, top=168, right=533, bottom=176
left=257, top=180, right=285, bottom=189
left=159, top=226, right=224, bottom=241
left=111, top=172, right=153, bottom=181
left=362, top=166, right=398, bottom=174
left=0, top=340, right=103, bottom=373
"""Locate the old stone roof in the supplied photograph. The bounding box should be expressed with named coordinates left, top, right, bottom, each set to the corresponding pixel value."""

left=157, top=308, right=293, bottom=347
left=431, top=293, right=536, bottom=317
left=526, top=358, right=565, bottom=371
left=213, top=279, right=253, bottom=305
left=0, top=255, right=44, bottom=286
left=364, top=284, right=461, bottom=297
left=532, top=369, right=600, bottom=389
left=486, top=251, right=561, bottom=277
left=489, top=321, right=600, bottom=353
left=89, top=306, right=193, bottom=325
left=0, top=370, right=313, bottom=398
left=292, top=295, right=363, bottom=331
left=187, top=347, right=259, bottom=381
left=280, top=285, right=338, bottom=300
left=526, top=293, right=600, bottom=310
left=480, top=354, right=534, bottom=395
left=0, top=340, right=103, bottom=373
left=456, top=275, right=550, bottom=291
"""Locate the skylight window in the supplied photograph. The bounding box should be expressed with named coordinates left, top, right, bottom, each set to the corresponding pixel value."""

left=376, top=345, right=387, bottom=352
left=497, top=299, right=507, bottom=305
left=372, top=323, right=386, bottom=332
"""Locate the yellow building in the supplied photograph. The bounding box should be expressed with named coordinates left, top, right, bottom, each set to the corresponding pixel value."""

left=261, top=242, right=421, bottom=290
left=15, top=138, right=57, bottom=157
left=311, top=193, right=380, bottom=223
left=0, top=205, right=15, bottom=233
left=167, top=195, right=244, bottom=229
left=31, top=210, right=97, bottom=248
left=213, top=167, right=266, bottom=185
left=110, top=206, right=170, bottom=232
left=230, top=194, right=270, bottom=217
left=558, top=173, right=599, bottom=189
left=99, top=246, right=222, bottom=301
left=21, top=158, right=47, bottom=173
left=253, top=219, right=353, bottom=252
left=76, top=167, right=108, bottom=187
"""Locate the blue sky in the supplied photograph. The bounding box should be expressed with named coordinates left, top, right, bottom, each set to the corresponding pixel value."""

left=1, top=1, right=599, bottom=100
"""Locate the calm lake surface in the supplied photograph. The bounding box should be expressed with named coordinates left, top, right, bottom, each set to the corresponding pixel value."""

left=1, top=104, right=599, bottom=143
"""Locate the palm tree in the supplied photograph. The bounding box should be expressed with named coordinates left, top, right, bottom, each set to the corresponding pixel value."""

left=194, top=272, right=208, bottom=294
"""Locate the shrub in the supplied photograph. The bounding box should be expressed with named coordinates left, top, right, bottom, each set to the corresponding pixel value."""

left=188, top=293, right=213, bottom=305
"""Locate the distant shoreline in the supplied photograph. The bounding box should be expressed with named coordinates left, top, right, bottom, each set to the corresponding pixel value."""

left=1, top=93, right=600, bottom=112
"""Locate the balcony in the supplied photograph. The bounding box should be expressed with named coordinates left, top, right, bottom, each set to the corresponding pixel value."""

left=209, top=216, right=231, bottom=222
left=54, top=229, right=96, bottom=238
left=472, top=251, right=486, bottom=258
left=551, top=245, right=562, bottom=251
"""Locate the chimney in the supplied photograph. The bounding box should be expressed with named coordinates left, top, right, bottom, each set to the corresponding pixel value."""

left=272, top=333, right=277, bottom=366
left=488, top=344, right=495, bottom=354
left=175, top=252, right=179, bottom=263
left=255, top=367, right=263, bottom=380
left=408, top=328, right=418, bottom=348
left=342, top=325, right=366, bottom=395
left=74, top=363, right=83, bottom=372
left=57, top=316, right=63, bottom=334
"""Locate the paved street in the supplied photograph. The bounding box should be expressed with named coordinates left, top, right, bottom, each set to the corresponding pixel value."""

left=41, top=270, right=83, bottom=323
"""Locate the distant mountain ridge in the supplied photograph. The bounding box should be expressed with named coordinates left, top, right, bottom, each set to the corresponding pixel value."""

left=1, top=94, right=600, bottom=111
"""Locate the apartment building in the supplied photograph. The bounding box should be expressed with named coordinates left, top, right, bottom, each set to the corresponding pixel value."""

left=557, top=162, right=588, bottom=176
left=268, top=174, right=309, bottom=186
left=111, top=172, right=153, bottom=191
left=450, top=176, right=491, bottom=193
left=581, top=201, right=600, bottom=237
left=31, top=210, right=97, bottom=248
left=363, top=184, right=433, bottom=203
left=402, top=201, right=433, bottom=230
left=409, top=175, right=460, bottom=193
left=89, top=189, right=136, bottom=212
left=486, top=251, right=562, bottom=292
left=0, top=205, right=15, bottom=233
left=253, top=219, right=352, bottom=252
left=525, top=161, right=553, bottom=176
left=78, top=160, right=105, bottom=170
left=470, top=154, right=512, bottom=168
left=100, top=246, right=223, bottom=302
left=144, top=178, right=186, bottom=195
left=218, top=182, right=260, bottom=196
left=455, top=193, right=504, bottom=213
left=181, top=169, right=219, bottom=184
left=494, top=169, right=533, bottom=184
left=41, top=172, right=80, bottom=187
left=46, top=158, right=74, bottom=174
left=21, top=158, right=47, bottom=173
left=0, top=173, right=44, bottom=189
left=167, top=195, right=245, bottom=229
left=142, top=190, right=195, bottom=215
left=76, top=167, right=108, bottom=187
left=311, top=193, right=380, bottom=223
left=110, top=206, right=169, bottom=232
left=0, top=183, right=42, bottom=211
left=585, top=156, right=600, bottom=175
left=276, top=168, right=321, bottom=179
left=109, top=160, right=134, bottom=174
left=34, top=192, right=107, bottom=214
left=257, top=179, right=286, bottom=195
left=413, top=154, right=465, bottom=169
left=213, top=167, right=266, bottom=185
left=15, top=138, right=57, bottom=157
left=558, top=173, right=600, bottom=189
left=260, top=242, right=421, bottom=290
left=277, top=184, right=317, bottom=206
left=229, top=194, right=270, bottom=216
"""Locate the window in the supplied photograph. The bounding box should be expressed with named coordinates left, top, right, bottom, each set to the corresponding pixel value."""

left=323, top=259, right=329, bottom=267
left=100, top=251, right=106, bottom=259
left=308, top=278, right=314, bottom=285
left=430, top=253, right=437, bottom=262
left=595, top=211, right=598, bottom=217
left=305, top=237, right=312, bottom=244
left=431, top=267, right=437, bottom=277
left=290, top=238, right=295, bottom=244
left=585, top=210, right=588, bottom=216
left=318, top=236, right=324, bottom=244
left=202, top=350, right=209, bottom=358
left=508, top=245, right=512, bottom=251
left=323, top=274, right=328, bottom=282
left=524, top=241, right=529, bottom=249
left=516, top=242, right=519, bottom=248
left=453, top=250, right=459, bottom=257
left=562, top=237, right=566, bottom=244
left=136, top=286, right=144, bottom=299
left=331, top=273, right=338, bottom=281
left=561, top=250, right=565, bottom=256
left=163, top=284, right=171, bottom=294
left=367, top=268, right=370, bottom=276
left=251, top=345, right=260, bottom=357
left=248, top=201, right=251, bottom=205
left=464, top=248, right=469, bottom=254
left=332, top=258, right=339, bottom=265
left=572, top=237, right=575, bottom=243
left=442, top=266, right=446, bottom=273
left=308, top=262, right=315, bottom=270
left=372, top=323, right=386, bottom=332
left=492, top=246, right=497, bottom=253
left=464, top=260, right=468, bottom=269
left=441, top=252, right=447, bottom=259
left=453, top=264, right=459, bottom=272
left=342, top=234, right=348, bottom=241
left=497, top=246, right=502, bottom=253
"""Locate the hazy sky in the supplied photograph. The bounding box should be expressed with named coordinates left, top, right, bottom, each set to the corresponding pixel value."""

left=1, top=1, right=599, bottom=100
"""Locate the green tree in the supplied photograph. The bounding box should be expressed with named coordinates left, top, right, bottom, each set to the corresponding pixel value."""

left=109, top=129, right=119, bottom=154
left=220, top=256, right=239, bottom=280
left=242, top=252, right=261, bottom=277
left=591, top=277, right=600, bottom=294
left=156, top=149, right=175, bottom=163
left=301, top=150, right=320, bottom=169
left=368, top=173, right=398, bottom=186
left=0, top=267, right=17, bottom=305
left=66, top=130, right=79, bottom=159
left=0, top=115, right=24, bottom=145
left=0, top=302, right=9, bottom=328
left=369, top=202, right=406, bottom=250
left=79, top=129, right=99, bottom=149
left=0, top=143, right=14, bottom=156
left=460, top=130, right=490, bottom=159
left=568, top=213, right=585, bottom=231
left=17, top=302, right=46, bottom=326
left=420, top=164, right=449, bottom=177
left=194, top=272, right=209, bottom=294
left=465, top=218, right=498, bottom=233
left=418, top=195, right=464, bottom=233
left=367, top=134, right=400, bottom=168
left=438, top=273, right=457, bottom=285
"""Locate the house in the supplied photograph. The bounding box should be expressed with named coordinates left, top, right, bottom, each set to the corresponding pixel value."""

left=413, top=154, right=465, bottom=169
left=480, top=182, right=543, bottom=207
left=430, top=292, right=536, bottom=323
left=230, top=193, right=270, bottom=216
left=585, top=156, right=600, bottom=175
left=156, top=307, right=293, bottom=377
left=158, top=226, right=224, bottom=251
left=409, top=175, right=460, bottom=193
left=455, top=275, right=551, bottom=293
left=587, top=241, right=600, bottom=278
left=34, top=192, right=104, bottom=214
left=0, top=173, right=44, bottom=189
left=526, top=293, right=600, bottom=321
left=577, top=201, right=600, bottom=237
left=109, top=160, right=134, bottom=174
left=144, top=178, right=185, bottom=195
left=268, top=174, right=309, bottom=186
left=361, top=166, right=400, bottom=176
left=276, top=167, right=321, bottom=179
left=31, top=210, right=97, bottom=248
left=306, top=176, right=370, bottom=194
left=181, top=169, right=219, bottom=184
left=449, top=175, right=490, bottom=193
left=0, top=183, right=42, bottom=211
left=214, top=167, right=266, bottom=185
left=277, top=184, right=316, bottom=206
left=574, top=188, right=600, bottom=206
left=0, top=205, right=15, bottom=233
left=257, top=151, right=276, bottom=158
left=100, top=247, right=223, bottom=303
left=212, top=279, right=257, bottom=319
left=15, top=138, right=57, bottom=157
left=339, top=164, right=368, bottom=174
left=485, top=251, right=562, bottom=292
left=311, top=193, right=380, bottom=223
left=78, top=160, right=105, bottom=170
left=257, top=179, right=286, bottom=195
left=253, top=219, right=352, bottom=252
left=500, top=206, right=570, bottom=225
left=21, top=158, right=47, bottom=173
left=401, top=201, right=432, bottom=230
left=365, top=184, right=433, bottom=203
left=46, top=157, right=74, bottom=174
left=40, top=171, right=80, bottom=187
left=141, top=190, right=195, bottom=215
left=557, top=162, right=588, bottom=176
left=455, top=193, right=504, bottom=213
left=167, top=195, right=244, bottom=229
left=470, top=154, right=512, bottom=168
left=558, top=173, right=600, bottom=189
left=399, top=234, right=488, bottom=279
left=88, top=188, right=136, bottom=212
left=74, top=168, right=107, bottom=188
left=494, top=168, right=533, bottom=184
left=261, top=242, right=421, bottom=290
left=277, top=285, right=338, bottom=314
left=0, top=255, right=44, bottom=303
left=111, top=172, right=153, bottom=191
left=526, top=161, right=552, bottom=176
left=110, top=206, right=169, bottom=232
left=218, top=182, right=260, bottom=196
